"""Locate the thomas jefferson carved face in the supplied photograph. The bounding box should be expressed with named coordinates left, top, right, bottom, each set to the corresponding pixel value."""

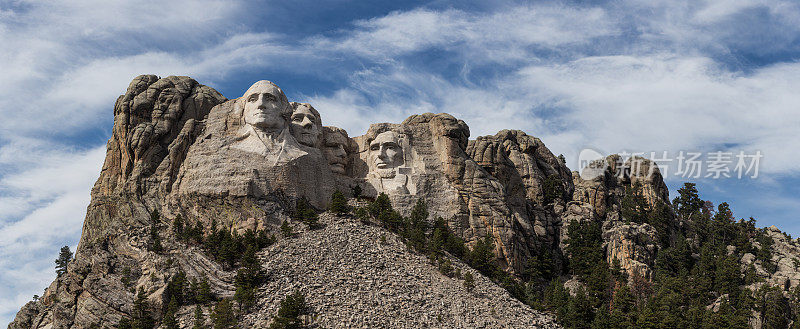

left=242, top=81, right=289, bottom=133
left=290, top=104, right=321, bottom=147
left=369, top=131, right=404, bottom=177
left=323, top=128, right=349, bottom=174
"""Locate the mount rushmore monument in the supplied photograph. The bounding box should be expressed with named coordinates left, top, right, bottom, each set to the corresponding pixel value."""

left=14, top=74, right=720, bottom=328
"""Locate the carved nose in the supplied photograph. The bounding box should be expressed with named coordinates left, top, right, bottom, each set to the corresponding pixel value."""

left=302, top=117, right=313, bottom=128
left=257, top=96, right=269, bottom=108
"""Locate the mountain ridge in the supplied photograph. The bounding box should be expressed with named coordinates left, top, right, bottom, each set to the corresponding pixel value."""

left=9, top=75, right=800, bottom=329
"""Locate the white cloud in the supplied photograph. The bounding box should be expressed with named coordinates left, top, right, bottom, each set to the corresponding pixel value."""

left=0, top=0, right=249, bottom=139
left=0, top=146, right=103, bottom=324
left=4, top=0, right=800, bottom=324
left=312, top=5, right=617, bottom=63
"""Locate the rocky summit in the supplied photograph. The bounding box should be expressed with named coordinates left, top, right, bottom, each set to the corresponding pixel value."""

left=9, top=75, right=800, bottom=329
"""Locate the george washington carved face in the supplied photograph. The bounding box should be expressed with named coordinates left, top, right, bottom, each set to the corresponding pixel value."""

left=240, top=80, right=290, bottom=134
left=368, top=131, right=404, bottom=177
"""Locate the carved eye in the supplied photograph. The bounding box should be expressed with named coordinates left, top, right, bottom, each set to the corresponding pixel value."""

left=292, top=115, right=303, bottom=122
left=264, top=94, right=277, bottom=102
left=248, top=94, right=258, bottom=102
left=370, top=144, right=379, bottom=151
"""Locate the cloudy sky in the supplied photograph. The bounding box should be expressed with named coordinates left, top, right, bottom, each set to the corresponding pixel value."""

left=2, top=0, right=800, bottom=324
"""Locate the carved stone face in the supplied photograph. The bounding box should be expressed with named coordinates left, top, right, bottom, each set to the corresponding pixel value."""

left=323, top=129, right=349, bottom=174
left=369, top=131, right=404, bottom=176
left=242, top=81, right=286, bottom=133
left=290, top=104, right=321, bottom=147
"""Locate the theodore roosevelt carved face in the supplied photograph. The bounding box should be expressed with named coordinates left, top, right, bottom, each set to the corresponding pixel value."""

left=290, top=103, right=322, bottom=147
left=323, top=126, right=349, bottom=175
left=369, top=131, right=404, bottom=178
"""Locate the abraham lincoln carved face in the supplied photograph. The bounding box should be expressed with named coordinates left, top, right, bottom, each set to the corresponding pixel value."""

left=368, top=131, right=404, bottom=178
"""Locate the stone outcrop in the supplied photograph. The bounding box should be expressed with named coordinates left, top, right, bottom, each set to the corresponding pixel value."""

left=567, top=155, right=671, bottom=279
left=350, top=115, right=572, bottom=274
left=13, top=74, right=800, bottom=329
left=746, top=226, right=800, bottom=291
left=94, top=74, right=226, bottom=199
left=602, top=223, right=659, bottom=279
left=9, top=76, right=571, bottom=329
left=83, top=75, right=227, bottom=246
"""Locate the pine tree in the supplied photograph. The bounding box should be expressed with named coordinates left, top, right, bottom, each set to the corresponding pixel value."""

left=329, top=190, right=350, bottom=215
left=369, top=193, right=402, bottom=231
left=566, top=287, right=594, bottom=329
left=437, top=257, right=454, bottom=277
left=591, top=304, right=614, bottom=329
left=235, top=246, right=261, bottom=310
left=542, top=174, right=564, bottom=205
left=469, top=236, right=497, bottom=278
left=191, top=220, right=205, bottom=245
left=350, top=184, right=362, bottom=199
left=118, top=317, right=132, bottom=329
left=55, top=245, right=72, bottom=276
left=162, top=296, right=179, bottom=329
left=759, top=286, right=790, bottom=329
left=564, top=219, right=604, bottom=279
left=403, top=199, right=429, bottom=252
left=195, top=277, right=215, bottom=304
left=192, top=306, right=206, bottom=329
left=543, top=278, right=570, bottom=320
left=163, top=271, right=187, bottom=312
left=673, top=182, right=704, bottom=220
left=173, top=214, right=184, bottom=240
left=269, top=291, right=308, bottom=329
left=294, top=197, right=320, bottom=229
left=130, top=288, right=155, bottom=329
left=211, top=299, right=236, bottom=329
left=463, top=272, right=475, bottom=292
left=281, top=220, right=294, bottom=238
left=634, top=303, right=661, bottom=329
left=621, top=181, right=649, bottom=224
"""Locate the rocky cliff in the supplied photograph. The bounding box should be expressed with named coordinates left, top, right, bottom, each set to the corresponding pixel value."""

left=8, top=76, right=568, bottom=328
left=9, top=75, right=800, bottom=329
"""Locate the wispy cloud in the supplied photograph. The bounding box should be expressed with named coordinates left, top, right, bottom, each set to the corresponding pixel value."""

left=3, top=0, right=800, bottom=325
left=0, top=145, right=104, bottom=323
left=310, top=5, right=617, bottom=64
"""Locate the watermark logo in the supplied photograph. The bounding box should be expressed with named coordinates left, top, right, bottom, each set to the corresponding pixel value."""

left=578, top=148, right=607, bottom=180
left=576, top=149, right=763, bottom=180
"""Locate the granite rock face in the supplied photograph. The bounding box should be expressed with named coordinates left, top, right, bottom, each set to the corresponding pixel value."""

left=13, top=75, right=800, bottom=329
left=9, top=76, right=571, bottom=329
left=350, top=115, right=572, bottom=274
left=567, top=155, right=671, bottom=279
left=746, top=226, right=800, bottom=292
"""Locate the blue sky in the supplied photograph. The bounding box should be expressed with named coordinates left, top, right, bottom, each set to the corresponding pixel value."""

left=2, top=0, right=800, bottom=324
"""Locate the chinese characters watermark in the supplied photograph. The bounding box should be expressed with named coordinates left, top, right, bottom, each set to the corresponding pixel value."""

left=577, top=149, right=763, bottom=180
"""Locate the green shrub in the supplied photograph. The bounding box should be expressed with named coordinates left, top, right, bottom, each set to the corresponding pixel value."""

left=329, top=190, right=350, bottom=215
left=269, top=291, right=309, bottom=329
left=463, top=272, right=475, bottom=292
